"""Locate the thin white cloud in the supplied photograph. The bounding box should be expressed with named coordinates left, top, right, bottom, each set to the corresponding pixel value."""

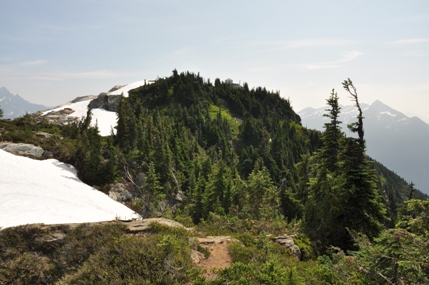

left=65, top=70, right=119, bottom=79
left=253, top=38, right=356, bottom=52
left=21, top=60, right=50, bottom=66
left=0, top=57, right=14, bottom=62
left=399, top=14, right=429, bottom=23
left=389, top=38, right=429, bottom=45
left=306, top=64, right=340, bottom=70
left=338, top=50, right=363, bottom=62
left=305, top=50, right=363, bottom=70
left=166, top=47, right=195, bottom=58
left=16, top=70, right=119, bottom=81
left=403, top=50, right=429, bottom=57
left=28, top=75, right=63, bottom=81
left=248, top=50, right=363, bottom=72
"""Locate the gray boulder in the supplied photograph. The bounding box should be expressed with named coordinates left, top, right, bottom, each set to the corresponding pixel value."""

left=88, top=94, right=122, bottom=112
left=0, top=143, right=44, bottom=158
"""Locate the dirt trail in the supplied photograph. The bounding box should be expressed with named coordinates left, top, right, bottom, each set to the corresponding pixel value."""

left=194, top=236, right=235, bottom=279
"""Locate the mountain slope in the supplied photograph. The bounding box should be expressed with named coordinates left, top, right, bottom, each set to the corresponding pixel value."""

left=0, top=87, right=48, bottom=119
left=299, top=100, right=429, bottom=194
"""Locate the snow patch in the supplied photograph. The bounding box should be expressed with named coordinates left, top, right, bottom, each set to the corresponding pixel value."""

left=107, top=80, right=148, bottom=97
left=0, top=150, right=138, bottom=229
left=42, top=100, right=117, bottom=136
left=380, top=111, right=397, bottom=117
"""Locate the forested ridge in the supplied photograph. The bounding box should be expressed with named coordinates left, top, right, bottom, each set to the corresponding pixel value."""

left=1, top=70, right=428, bottom=284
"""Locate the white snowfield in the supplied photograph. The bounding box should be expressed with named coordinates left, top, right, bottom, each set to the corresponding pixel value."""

left=42, top=99, right=117, bottom=137
left=107, top=80, right=147, bottom=97
left=41, top=80, right=149, bottom=137
left=0, top=150, right=139, bottom=229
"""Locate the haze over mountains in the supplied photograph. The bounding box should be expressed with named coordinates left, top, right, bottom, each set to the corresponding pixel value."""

left=0, top=87, right=48, bottom=119
left=299, top=100, right=429, bottom=194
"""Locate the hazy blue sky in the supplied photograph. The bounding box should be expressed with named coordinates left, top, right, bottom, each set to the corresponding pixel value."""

left=1, top=0, right=428, bottom=122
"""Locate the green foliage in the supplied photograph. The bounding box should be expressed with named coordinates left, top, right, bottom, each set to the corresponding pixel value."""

left=351, top=229, right=429, bottom=284
left=305, top=249, right=365, bottom=284
left=304, top=84, right=386, bottom=252
left=0, top=223, right=127, bottom=284
left=195, top=260, right=302, bottom=285
left=59, top=234, right=196, bottom=284
left=0, top=223, right=200, bottom=285
left=293, top=235, right=316, bottom=261
left=74, top=110, right=117, bottom=186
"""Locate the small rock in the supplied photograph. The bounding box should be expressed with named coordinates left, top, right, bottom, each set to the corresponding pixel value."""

left=35, top=131, right=54, bottom=139
left=135, top=172, right=146, bottom=187
left=191, top=249, right=206, bottom=264
left=271, top=234, right=302, bottom=260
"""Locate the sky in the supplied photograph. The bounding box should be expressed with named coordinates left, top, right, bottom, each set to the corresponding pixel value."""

left=1, top=0, right=429, bottom=122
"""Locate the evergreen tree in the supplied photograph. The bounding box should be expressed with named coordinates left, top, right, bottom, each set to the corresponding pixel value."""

left=304, top=83, right=386, bottom=251
left=304, top=89, right=345, bottom=249
left=338, top=79, right=386, bottom=244
left=0, top=106, right=3, bottom=118
left=243, top=163, right=278, bottom=219
left=144, top=162, right=163, bottom=199
left=319, top=89, right=343, bottom=173
left=203, top=158, right=231, bottom=217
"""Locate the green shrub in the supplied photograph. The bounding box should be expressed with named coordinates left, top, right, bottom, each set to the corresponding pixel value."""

left=58, top=234, right=197, bottom=284
left=195, top=259, right=303, bottom=285
left=0, top=252, right=54, bottom=285
left=292, top=235, right=316, bottom=261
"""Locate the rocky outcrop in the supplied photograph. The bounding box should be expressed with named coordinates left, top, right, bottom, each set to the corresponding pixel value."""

left=0, top=142, right=44, bottom=158
left=271, top=234, right=301, bottom=260
left=108, top=183, right=133, bottom=202
left=196, top=236, right=239, bottom=247
left=23, top=218, right=189, bottom=239
left=0, top=142, right=54, bottom=159
left=88, top=94, right=122, bottom=112
left=35, top=131, right=55, bottom=139
left=124, top=218, right=189, bottom=233
left=41, top=107, right=80, bottom=125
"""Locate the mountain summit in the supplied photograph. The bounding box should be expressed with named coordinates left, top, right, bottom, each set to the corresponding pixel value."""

left=0, top=87, right=48, bottom=119
left=299, top=100, right=429, bottom=194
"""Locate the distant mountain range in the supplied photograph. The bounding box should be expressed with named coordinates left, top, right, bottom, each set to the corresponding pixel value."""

left=299, top=100, right=429, bottom=195
left=0, top=87, right=48, bottom=119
